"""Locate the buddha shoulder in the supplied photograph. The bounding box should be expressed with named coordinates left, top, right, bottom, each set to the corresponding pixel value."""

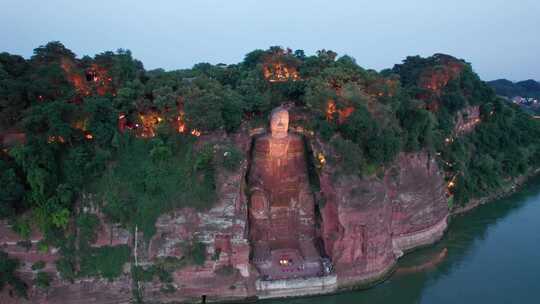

left=287, top=133, right=305, bottom=152
left=253, top=133, right=304, bottom=153
left=253, top=135, right=271, bottom=153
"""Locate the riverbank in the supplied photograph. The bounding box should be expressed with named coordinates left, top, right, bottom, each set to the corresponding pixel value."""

left=256, top=168, right=540, bottom=303
left=451, top=168, right=540, bottom=216
left=267, top=173, right=540, bottom=304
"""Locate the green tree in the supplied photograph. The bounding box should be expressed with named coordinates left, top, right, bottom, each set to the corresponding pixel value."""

left=0, top=159, right=25, bottom=218
left=0, top=251, right=28, bottom=298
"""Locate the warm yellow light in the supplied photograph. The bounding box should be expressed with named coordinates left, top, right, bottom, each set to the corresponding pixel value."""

left=191, top=129, right=201, bottom=137
left=317, top=152, right=326, bottom=165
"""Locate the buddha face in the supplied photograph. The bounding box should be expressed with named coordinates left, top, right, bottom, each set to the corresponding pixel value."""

left=270, top=108, right=289, bottom=139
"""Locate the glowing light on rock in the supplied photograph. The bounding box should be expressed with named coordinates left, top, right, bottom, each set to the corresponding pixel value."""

left=263, top=63, right=300, bottom=82
left=60, top=58, right=115, bottom=99
left=446, top=175, right=458, bottom=196
left=177, top=112, right=186, bottom=133
left=60, top=57, right=89, bottom=96
left=47, top=135, right=65, bottom=144
left=326, top=99, right=337, bottom=121
left=317, top=152, right=326, bottom=166
left=326, top=100, right=354, bottom=123
left=261, top=49, right=301, bottom=83
left=137, top=112, right=164, bottom=138
left=87, top=64, right=114, bottom=96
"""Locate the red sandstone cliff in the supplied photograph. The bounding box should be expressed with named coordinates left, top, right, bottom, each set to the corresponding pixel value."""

left=139, top=133, right=255, bottom=303
left=314, top=136, right=449, bottom=287
left=1, top=128, right=450, bottom=303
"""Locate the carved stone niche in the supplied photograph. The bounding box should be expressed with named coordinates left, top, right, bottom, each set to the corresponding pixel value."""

left=247, top=107, right=323, bottom=280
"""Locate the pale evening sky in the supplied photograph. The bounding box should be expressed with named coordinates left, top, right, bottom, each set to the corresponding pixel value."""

left=1, top=0, right=539, bottom=81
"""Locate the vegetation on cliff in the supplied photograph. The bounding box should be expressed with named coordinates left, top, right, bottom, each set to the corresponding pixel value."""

left=1, top=43, right=540, bottom=292
left=0, top=251, right=28, bottom=298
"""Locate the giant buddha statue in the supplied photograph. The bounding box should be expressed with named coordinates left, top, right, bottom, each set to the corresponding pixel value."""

left=248, top=107, right=322, bottom=280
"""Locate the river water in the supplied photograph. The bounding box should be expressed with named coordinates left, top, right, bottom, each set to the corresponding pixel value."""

left=265, top=176, right=540, bottom=304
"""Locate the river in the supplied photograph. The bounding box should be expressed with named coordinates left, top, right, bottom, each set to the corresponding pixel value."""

left=264, top=175, right=540, bottom=304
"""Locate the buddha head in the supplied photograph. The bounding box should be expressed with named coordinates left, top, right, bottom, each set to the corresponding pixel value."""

left=270, top=107, right=289, bottom=139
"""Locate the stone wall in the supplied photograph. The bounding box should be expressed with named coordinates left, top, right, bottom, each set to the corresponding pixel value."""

left=392, top=215, right=448, bottom=255
left=256, top=275, right=337, bottom=299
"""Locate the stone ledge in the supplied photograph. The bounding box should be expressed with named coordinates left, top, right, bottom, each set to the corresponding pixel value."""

left=256, top=275, right=338, bottom=299
left=392, top=215, right=448, bottom=255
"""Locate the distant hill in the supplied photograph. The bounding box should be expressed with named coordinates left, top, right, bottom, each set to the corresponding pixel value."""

left=488, top=78, right=540, bottom=98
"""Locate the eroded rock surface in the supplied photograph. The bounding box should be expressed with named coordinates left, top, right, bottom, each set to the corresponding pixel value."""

left=1, top=124, right=449, bottom=303
left=141, top=135, right=254, bottom=303
left=315, top=137, right=449, bottom=286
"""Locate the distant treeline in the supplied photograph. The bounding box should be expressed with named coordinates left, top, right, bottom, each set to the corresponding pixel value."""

left=488, top=79, right=540, bottom=98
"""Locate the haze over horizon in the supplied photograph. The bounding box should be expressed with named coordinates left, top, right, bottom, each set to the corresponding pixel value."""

left=1, top=0, right=539, bottom=81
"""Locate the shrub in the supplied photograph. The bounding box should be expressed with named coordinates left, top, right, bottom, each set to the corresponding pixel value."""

left=219, top=145, right=243, bottom=171
left=77, top=213, right=100, bottom=249
left=97, top=135, right=217, bottom=239
left=37, top=240, right=49, bottom=253
left=182, top=241, right=206, bottom=266
left=35, top=272, right=51, bottom=289
left=56, top=258, right=76, bottom=282
left=79, top=245, right=130, bottom=281
left=11, top=218, right=31, bottom=239
left=56, top=235, right=77, bottom=282
left=133, top=264, right=173, bottom=283
left=0, top=251, right=28, bottom=298
left=330, top=137, right=365, bottom=176
left=212, top=248, right=222, bottom=261
left=190, top=242, right=207, bottom=266
left=31, top=260, right=46, bottom=271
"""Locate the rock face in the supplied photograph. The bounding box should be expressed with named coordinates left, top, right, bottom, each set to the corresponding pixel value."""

left=415, top=54, right=465, bottom=112
left=1, top=123, right=449, bottom=303
left=0, top=214, right=133, bottom=304
left=141, top=134, right=255, bottom=303
left=390, top=153, right=449, bottom=253
left=316, top=143, right=449, bottom=286
left=455, top=105, right=481, bottom=135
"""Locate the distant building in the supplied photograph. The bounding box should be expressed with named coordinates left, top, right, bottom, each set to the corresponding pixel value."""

left=512, top=96, right=526, bottom=104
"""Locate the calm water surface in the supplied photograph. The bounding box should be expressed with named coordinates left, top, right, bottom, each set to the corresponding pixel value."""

left=265, top=176, right=540, bottom=304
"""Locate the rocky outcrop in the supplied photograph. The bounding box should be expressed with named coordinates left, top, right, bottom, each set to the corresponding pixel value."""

left=1, top=129, right=450, bottom=303
left=455, top=105, right=481, bottom=135
left=314, top=139, right=449, bottom=287
left=0, top=215, right=133, bottom=304
left=140, top=134, right=255, bottom=303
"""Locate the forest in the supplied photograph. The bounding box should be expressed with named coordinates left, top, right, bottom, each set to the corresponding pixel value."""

left=2, top=42, right=540, bottom=297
